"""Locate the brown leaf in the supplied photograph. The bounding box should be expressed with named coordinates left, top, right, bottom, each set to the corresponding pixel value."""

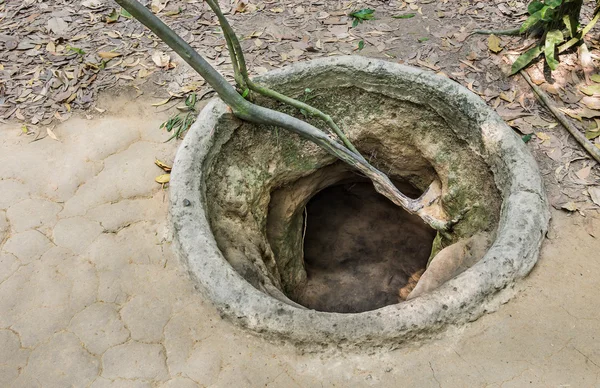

left=155, top=159, right=172, bottom=172
left=46, top=127, right=60, bottom=142
left=576, top=165, right=592, bottom=180
left=589, top=186, right=600, bottom=207
left=98, top=51, right=122, bottom=59
left=487, top=34, right=503, bottom=53
left=152, top=51, right=170, bottom=67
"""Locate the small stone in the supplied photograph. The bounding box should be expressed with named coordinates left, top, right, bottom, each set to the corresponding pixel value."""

left=183, top=199, right=191, bottom=207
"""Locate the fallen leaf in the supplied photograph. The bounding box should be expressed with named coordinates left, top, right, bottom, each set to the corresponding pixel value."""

left=106, top=9, right=120, bottom=23
left=536, top=132, right=551, bottom=143
left=582, top=97, right=600, bottom=110
left=580, top=84, right=600, bottom=96
left=46, top=127, right=60, bottom=141
left=155, top=174, right=170, bottom=184
left=155, top=159, right=172, bottom=172
left=561, top=201, right=578, bottom=212
left=151, top=0, right=170, bottom=13
left=98, top=51, right=122, bottom=59
left=81, top=0, right=104, bottom=9
left=152, top=51, right=170, bottom=67
left=576, top=165, right=592, bottom=180
left=47, top=17, right=69, bottom=35
left=151, top=98, right=172, bottom=106
left=589, top=186, right=600, bottom=206
left=488, top=34, right=503, bottom=53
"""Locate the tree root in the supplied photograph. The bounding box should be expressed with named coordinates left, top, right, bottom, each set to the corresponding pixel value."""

left=521, top=70, right=600, bottom=163
left=115, top=0, right=455, bottom=231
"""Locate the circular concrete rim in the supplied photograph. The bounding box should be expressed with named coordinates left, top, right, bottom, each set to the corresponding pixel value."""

left=169, top=56, right=550, bottom=348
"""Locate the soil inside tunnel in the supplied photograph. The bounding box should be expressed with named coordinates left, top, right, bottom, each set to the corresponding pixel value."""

left=292, top=181, right=437, bottom=313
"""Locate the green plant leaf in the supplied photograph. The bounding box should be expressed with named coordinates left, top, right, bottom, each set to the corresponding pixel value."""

left=520, top=10, right=543, bottom=33
left=120, top=8, right=132, bottom=18
left=591, top=74, right=600, bottom=83
left=352, top=18, right=360, bottom=28
left=241, top=88, right=249, bottom=98
left=67, top=45, right=85, bottom=55
left=418, top=37, right=429, bottom=43
left=511, top=44, right=544, bottom=74
left=563, top=14, right=578, bottom=38
left=349, top=8, right=375, bottom=20
left=539, top=6, right=556, bottom=21
left=522, top=134, right=533, bottom=143
left=544, top=29, right=564, bottom=70
left=357, top=40, right=364, bottom=51
left=185, top=93, right=197, bottom=108
left=392, top=13, right=416, bottom=19
left=528, top=0, right=544, bottom=15
left=545, top=0, right=563, bottom=9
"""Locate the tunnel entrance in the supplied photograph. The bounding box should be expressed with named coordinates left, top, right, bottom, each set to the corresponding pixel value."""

left=291, top=182, right=436, bottom=313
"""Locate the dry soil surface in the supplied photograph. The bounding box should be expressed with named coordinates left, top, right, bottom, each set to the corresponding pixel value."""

left=1, top=91, right=600, bottom=387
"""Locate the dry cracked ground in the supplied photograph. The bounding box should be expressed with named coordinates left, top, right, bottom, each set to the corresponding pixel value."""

left=2, top=0, right=600, bottom=387
left=1, top=89, right=600, bottom=388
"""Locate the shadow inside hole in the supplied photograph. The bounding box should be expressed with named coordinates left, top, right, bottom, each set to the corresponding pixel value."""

left=292, top=181, right=436, bottom=313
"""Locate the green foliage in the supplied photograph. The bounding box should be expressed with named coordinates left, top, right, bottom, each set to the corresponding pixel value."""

left=161, top=93, right=198, bottom=141
left=349, top=8, right=375, bottom=27
left=511, top=0, right=590, bottom=74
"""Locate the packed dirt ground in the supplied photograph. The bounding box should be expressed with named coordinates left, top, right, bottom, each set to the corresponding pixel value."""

left=1, top=0, right=600, bottom=386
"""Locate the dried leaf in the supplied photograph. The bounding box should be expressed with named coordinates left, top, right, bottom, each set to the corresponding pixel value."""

left=488, top=34, right=503, bottom=53
left=152, top=51, right=170, bottom=67
left=98, top=51, right=122, bottom=59
left=576, top=165, right=592, bottom=180
left=155, top=174, right=171, bottom=184
left=155, top=159, right=172, bottom=172
left=46, top=127, right=60, bottom=141
left=81, top=0, right=104, bottom=9
left=580, top=84, right=600, bottom=96
left=151, top=98, right=172, bottom=106
left=561, top=202, right=578, bottom=212
left=151, top=0, right=170, bottom=13
left=589, top=187, right=600, bottom=207
left=536, top=132, right=551, bottom=143
left=47, top=17, right=69, bottom=35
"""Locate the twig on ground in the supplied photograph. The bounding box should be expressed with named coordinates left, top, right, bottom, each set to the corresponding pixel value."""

left=520, top=70, right=600, bottom=164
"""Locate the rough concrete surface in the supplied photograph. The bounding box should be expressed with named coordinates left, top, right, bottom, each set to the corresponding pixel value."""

left=1, top=91, right=599, bottom=387
left=171, top=57, right=549, bottom=347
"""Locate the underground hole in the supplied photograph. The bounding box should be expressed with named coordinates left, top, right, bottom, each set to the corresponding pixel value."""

left=291, top=181, right=437, bottom=313
left=173, top=57, right=549, bottom=346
